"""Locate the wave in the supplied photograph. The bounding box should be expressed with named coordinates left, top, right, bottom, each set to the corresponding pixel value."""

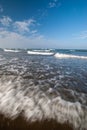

left=0, top=76, right=87, bottom=130
left=54, top=53, right=87, bottom=59
left=4, top=49, right=20, bottom=53
left=32, top=49, right=51, bottom=52
left=27, top=51, right=54, bottom=55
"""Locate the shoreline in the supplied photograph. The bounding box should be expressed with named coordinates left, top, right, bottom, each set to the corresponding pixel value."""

left=0, top=114, right=73, bottom=130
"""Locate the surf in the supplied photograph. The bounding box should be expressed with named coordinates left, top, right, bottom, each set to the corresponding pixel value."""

left=4, top=49, right=20, bottom=53
left=27, top=51, right=54, bottom=55
left=54, top=53, right=87, bottom=59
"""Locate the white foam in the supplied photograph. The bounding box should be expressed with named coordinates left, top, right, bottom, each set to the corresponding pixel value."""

left=33, top=49, right=51, bottom=52
left=4, top=49, right=20, bottom=53
left=27, top=51, right=54, bottom=55
left=0, top=77, right=87, bottom=129
left=54, top=53, right=87, bottom=59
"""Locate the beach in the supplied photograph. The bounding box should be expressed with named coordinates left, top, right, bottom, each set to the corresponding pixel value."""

left=0, top=114, right=73, bottom=130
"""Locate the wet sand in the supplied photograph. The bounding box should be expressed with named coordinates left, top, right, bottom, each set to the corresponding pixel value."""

left=0, top=114, right=73, bottom=130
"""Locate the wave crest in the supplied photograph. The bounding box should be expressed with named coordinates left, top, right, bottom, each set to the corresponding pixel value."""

left=27, top=51, right=54, bottom=55
left=4, top=49, right=20, bottom=53
left=54, top=53, right=87, bottom=59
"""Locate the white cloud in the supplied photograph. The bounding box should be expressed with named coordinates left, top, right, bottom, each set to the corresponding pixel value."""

left=0, top=16, right=12, bottom=26
left=0, top=16, right=54, bottom=48
left=74, top=31, right=87, bottom=39
left=0, top=16, right=38, bottom=35
left=48, top=0, right=61, bottom=8
left=14, top=21, right=30, bottom=32
left=0, top=27, right=59, bottom=48
left=79, top=31, right=87, bottom=39
left=0, top=26, right=46, bottom=48
left=31, top=30, right=37, bottom=34
left=14, top=19, right=36, bottom=33
left=0, top=5, right=3, bottom=12
left=49, top=2, right=56, bottom=8
left=27, top=19, right=36, bottom=26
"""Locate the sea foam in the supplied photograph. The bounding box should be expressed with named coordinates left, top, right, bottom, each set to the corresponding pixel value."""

left=54, top=53, right=87, bottom=59
left=27, top=51, right=54, bottom=55
left=4, top=49, right=20, bottom=53
left=0, top=76, right=87, bottom=130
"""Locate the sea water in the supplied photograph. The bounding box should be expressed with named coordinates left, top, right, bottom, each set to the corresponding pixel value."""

left=0, top=48, right=87, bottom=130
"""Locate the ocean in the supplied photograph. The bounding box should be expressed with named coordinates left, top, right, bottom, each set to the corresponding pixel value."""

left=0, top=48, right=87, bottom=130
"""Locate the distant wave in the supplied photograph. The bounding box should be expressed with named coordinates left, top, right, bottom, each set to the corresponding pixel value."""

left=27, top=51, right=54, bottom=55
left=32, top=49, right=51, bottom=52
left=4, top=49, right=20, bottom=53
left=74, top=49, right=87, bottom=52
left=54, top=53, right=87, bottom=59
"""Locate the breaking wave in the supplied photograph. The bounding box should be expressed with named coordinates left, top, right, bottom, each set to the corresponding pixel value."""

left=32, top=49, right=52, bottom=52
left=54, top=53, right=87, bottom=59
left=4, top=49, right=20, bottom=53
left=0, top=76, right=87, bottom=130
left=27, top=51, right=54, bottom=55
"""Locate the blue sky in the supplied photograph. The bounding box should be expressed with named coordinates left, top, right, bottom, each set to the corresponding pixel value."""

left=0, top=0, right=87, bottom=49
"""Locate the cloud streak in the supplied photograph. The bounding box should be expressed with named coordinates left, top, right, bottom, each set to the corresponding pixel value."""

left=74, top=31, right=87, bottom=39
left=0, top=16, right=38, bottom=35
left=14, top=19, right=35, bottom=33
left=48, top=0, right=61, bottom=8
left=0, top=9, right=60, bottom=49
left=79, top=31, right=87, bottom=39
left=49, top=2, right=56, bottom=8
left=0, top=29, right=46, bottom=48
left=0, top=16, right=46, bottom=48
left=0, top=16, right=12, bottom=26
left=0, top=25, right=59, bottom=49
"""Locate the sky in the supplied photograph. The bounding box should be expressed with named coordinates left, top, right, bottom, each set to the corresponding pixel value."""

left=0, top=0, right=87, bottom=49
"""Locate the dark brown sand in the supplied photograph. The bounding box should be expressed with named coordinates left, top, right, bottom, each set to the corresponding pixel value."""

left=0, top=114, right=74, bottom=130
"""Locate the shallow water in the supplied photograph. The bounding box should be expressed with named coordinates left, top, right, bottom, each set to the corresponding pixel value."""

left=0, top=49, right=87, bottom=130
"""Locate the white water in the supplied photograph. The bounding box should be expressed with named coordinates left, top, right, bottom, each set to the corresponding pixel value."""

left=54, top=53, right=87, bottom=59
left=33, top=49, right=51, bottom=52
left=27, top=51, right=54, bottom=55
left=4, top=49, right=20, bottom=53
left=0, top=76, right=87, bottom=130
